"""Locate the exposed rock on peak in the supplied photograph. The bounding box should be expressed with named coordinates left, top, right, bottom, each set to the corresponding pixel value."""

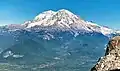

left=56, top=9, right=78, bottom=17
left=91, top=36, right=120, bottom=71
left=34, top=10, right=56, bottom=21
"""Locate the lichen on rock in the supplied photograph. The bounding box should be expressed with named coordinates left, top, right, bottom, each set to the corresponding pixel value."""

left=91, top=36, right=120, bottom=71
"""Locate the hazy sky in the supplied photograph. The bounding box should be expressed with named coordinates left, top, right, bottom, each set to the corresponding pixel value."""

left=0, top=0, right=120, bottom=29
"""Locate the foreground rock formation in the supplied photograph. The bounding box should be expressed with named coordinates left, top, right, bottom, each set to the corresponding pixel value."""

left=91, top=36, right=120, bottom=71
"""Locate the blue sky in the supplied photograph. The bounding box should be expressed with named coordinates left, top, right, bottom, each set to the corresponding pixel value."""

left=0, top=0, right=120, bottom=29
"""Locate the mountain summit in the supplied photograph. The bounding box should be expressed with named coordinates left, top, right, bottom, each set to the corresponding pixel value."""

left=2, top=9, right=118, bottom=36
left=23, top=9, right=113, bottom=35
left=26, top=9, right=88, bottom=29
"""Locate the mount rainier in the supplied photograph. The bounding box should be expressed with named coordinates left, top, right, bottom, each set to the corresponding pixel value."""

left=0, top=9, right=119, bottom=71
left=1, top=9, right=118, bottom=36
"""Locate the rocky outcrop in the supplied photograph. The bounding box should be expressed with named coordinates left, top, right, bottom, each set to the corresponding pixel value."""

left=91, top=36, right=120, bottom=71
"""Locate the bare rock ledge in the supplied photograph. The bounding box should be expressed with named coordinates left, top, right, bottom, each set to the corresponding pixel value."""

left=91, top=36, right=120, bottom=71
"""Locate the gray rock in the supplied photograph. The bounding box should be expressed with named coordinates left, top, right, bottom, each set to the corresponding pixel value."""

left=91, top=36, right=120, bottom=71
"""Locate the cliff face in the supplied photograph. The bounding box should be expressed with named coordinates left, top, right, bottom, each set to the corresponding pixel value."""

left=91, top=36, right=120, bottom=71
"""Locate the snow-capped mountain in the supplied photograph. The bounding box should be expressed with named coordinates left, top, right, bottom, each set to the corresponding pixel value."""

left=1, top=9, right=118, bottom=36
left=25, top=9, right=92, bottom=31
left=0, top=9, right=119, bottom=71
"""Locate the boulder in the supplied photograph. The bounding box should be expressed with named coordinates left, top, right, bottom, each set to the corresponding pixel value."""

left=91, top=36, right=120, bottom=71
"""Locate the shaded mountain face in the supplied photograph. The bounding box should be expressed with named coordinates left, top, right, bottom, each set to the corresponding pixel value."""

left=0, top=29, right=109, bottom=71
left=0, top=9, right=119, bottom=71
